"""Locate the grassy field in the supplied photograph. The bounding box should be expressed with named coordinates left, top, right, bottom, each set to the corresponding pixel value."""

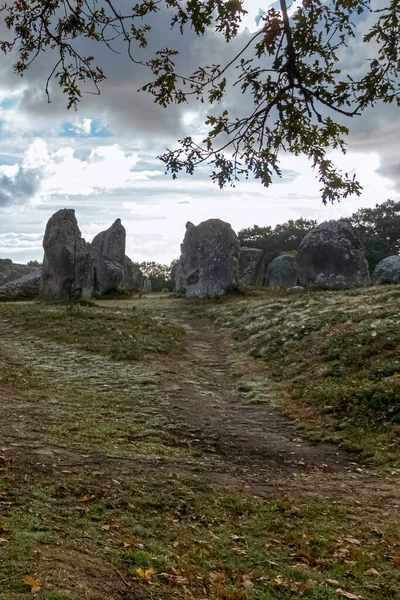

left=189, top=286, right=400, bottom=465
left=0, top=302, right=184, bottom=361
left=0, top=296, right=399, bottom=599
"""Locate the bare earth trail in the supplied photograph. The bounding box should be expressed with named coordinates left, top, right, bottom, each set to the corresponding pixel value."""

left=0, top=298, right=397, bottom=503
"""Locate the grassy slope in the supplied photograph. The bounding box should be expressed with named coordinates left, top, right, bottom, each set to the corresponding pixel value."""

left=0, top=299, right=399, bottom=599
left=191, top=286, right=400, bottom=465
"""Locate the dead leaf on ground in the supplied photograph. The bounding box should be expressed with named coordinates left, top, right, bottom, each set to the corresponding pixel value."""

left=343, top=537, right=361, bottom=546
left=23, top=576, right=42, bottom=594
left=393, top=556, right=400, bottom=567
left=136, top=568, right=155, bottom=582
left=364, top=568, right=380, bottom=576
left=209, top=572, right=227, bottom=584
left=335, top=588, right=362, bottom=599
left=0, top=537, right=9, bottom=546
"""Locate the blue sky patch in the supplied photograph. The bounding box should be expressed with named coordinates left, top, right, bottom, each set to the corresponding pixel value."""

left=0, top=97, right=20, bottom=110
left=60, top=120, right=112, bottom=138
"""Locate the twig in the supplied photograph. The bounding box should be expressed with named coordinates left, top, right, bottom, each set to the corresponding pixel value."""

left=114, top=568, right=131, bottom=588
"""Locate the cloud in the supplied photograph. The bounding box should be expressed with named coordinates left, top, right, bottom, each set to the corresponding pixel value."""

left=0, top=165, right=42, bottom=206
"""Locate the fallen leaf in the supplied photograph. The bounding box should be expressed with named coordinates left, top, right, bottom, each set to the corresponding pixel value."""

left=393, top=556, right=400, bottom=567
left=326, top=579, right=340, bottom=586
left=364, top=568, right=380, bottom=576
left=136, top=567, right=155, bottom=582
left=335, top=588, right=361, bottom=599
left=80, top=494, right=95, bottom=502
left=101, top=524, right=110, bottom=531
left=23, top=576, right=42, bottom=594
left=0, top=537, right=9, bottom=546
left=344, top=537, right=361, bottom=546
left=232, top=547, right=247, bottom=555
left=209, top=572, right=227, bottom=584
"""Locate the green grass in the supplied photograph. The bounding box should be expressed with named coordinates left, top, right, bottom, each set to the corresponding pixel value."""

left=1, top=295, right=400, bottom=599
left=189, top=286, right=400, bottom=464
left=1, top=468, right=400, bottom=600
left=0, top=302, right=185, bottom=361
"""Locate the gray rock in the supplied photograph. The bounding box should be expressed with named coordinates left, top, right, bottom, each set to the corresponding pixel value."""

left=0, top=258, right=36, bottom=286
left=171, top=260, right=186, bottom=294
left=0, top=268, right=42, bottom=301
left=297, top=220, right=371, bottom=289
left=180, top=219, right=240, bottom=297
left=238, top=247, right=264, bottom=288
left=74, top=238, right=95, bottom=298
left=265, top=255, right=298, bottom=288
left=92, top=219, right=126, bottom=296
left=41, top=209, right=94, bottom=303
left=372, top=256, right=400, bottom=285
left=142, top=278, right=152, bottom=293
left=123, top=256, right=144, bottom=291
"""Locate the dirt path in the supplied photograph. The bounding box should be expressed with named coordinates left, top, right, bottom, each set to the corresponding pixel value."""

left=0, top=300, right=386, bottom=501
left=156, top=306, right=353, bottom=471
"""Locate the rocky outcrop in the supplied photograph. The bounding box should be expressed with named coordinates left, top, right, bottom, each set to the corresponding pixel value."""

left=238, top=247, right=264, bottom=288
left=180, top=219, right=240, bottom=297
left=0, top=267, right=42, bottom=301
left=41, top=209, right=94, bottom=303
left=372, top=256, right=400, bottom=285
left=123, top=256, right=144, bottom=292
left=0, top=258, right=36, bottom=286
left=171, top=260, right=186, bottom=294
left=297, top=220, right=371, bottom=289
left=265, top=255, right=298, bottom=288
left=142, top=278, right=152, bottom=293
left=92, top=219, right=126, bottom=296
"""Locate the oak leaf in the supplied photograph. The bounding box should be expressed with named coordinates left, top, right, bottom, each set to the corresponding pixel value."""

left=23, top=576, right=42, bottom=594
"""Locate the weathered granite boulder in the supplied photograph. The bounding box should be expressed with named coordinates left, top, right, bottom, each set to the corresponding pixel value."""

left=0, top=258, right=35, bottom=286
left=41, top=209, right=94, bottom=303
left=142, top=278, right=152, bottom=293
left=171, top=260, right=186, bottom=294
left=123, top=256, right=144, bottom=291
left=180, top=219, right=240, bottom=297
left=372, top=256, right=400, bottom=285
left=297, top=220, right=371, bottom=289
left=92, top=219, right=126, bottom=296
left=264, top=255, right=298, bottom=287
left=0, top=267, right=42, bottom=301
left=239, top=247, right=264, bottom=288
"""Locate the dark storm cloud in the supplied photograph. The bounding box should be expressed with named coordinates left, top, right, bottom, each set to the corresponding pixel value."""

left=0, top=166, right=42, bottom=206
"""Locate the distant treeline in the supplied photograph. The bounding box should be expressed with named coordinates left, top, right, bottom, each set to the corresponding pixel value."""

left=137, top=200, right=400, bottom=290
left=238, top=200, right=400, bottom=273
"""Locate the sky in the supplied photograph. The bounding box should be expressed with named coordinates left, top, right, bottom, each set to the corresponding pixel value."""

left=0, top=0, right=398, bottom=265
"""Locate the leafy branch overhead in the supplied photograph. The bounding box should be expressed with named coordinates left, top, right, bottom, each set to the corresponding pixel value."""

left=2, top=1, right=400, bottom=202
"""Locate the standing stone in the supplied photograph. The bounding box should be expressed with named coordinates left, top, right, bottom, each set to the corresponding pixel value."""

left=123, top=256, right=144, bottom=291
left=265, top=255, right=298, bottom=288
left=297, top=220, right=371, bottom=289
left=238, top=247, right=264, bottom=288
left=180, top=219, right=240, bottom=297
left=0, top=268, right=42, bottom=301
left=372, top=256, right=400, bottom=285
left=142, top=278, right=152, bottom=293
left=0, top=258, right=36, bottom=286
left=92, top=219, right=126, bottom=296
left=41, top=209, right=94, bottom=303
left=171, top=260, right=186, bottom=294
